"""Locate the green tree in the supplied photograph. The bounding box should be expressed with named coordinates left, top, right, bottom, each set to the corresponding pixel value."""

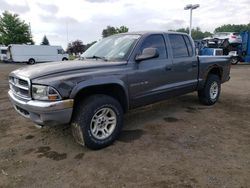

left=191, top=27, right=212, bottom=39
left=214, top=23, right=250, bottom=33
left=170, top=27, right=212, bottom=40
left=66, top=42, right=73, bottom=54
left=102, top=26, right=117, bottom=38
left=116, top=26, right=129, bottom=34
left=173, top=28, right=188, bottom=34
left=41, top=35, right=50, bottom=45
left=102, top=25, right=129, bottom=38
left=66, top=40, right=85, bottom=54
left=67, top=40, right=97, bottom=55
left=0, top=11, right=34, bottom=45
left=85, top=41, right=96, bottom=50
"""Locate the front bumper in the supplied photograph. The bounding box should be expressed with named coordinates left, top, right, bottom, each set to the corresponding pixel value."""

left=8, top=90, right=74, bottom=126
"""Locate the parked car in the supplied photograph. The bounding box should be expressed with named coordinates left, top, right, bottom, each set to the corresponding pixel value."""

left=6, top=44, right=69, bottom=64
left=8, top=31, right=231, bottom=149
left=0, top=46, right=7, bottom=62
left=213, top=32, right=242, bottom=44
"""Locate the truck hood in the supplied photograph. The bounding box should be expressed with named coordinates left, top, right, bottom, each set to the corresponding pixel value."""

left=10, top=60, right=126, bottom=79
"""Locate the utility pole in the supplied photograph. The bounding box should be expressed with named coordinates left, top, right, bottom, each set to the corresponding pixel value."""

left=184, top=4, right=200, bottom=36
left=66, top=22, right=69, bottom=44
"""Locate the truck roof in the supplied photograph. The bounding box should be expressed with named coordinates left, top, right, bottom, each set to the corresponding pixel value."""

left=119, top=31, right=189, bottom=36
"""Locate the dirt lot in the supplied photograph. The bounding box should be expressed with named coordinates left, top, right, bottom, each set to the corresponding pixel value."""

left=0, top=62, right=250, bottom=188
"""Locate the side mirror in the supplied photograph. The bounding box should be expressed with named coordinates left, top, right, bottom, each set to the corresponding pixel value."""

left=135, top=48, right=159, bottom=61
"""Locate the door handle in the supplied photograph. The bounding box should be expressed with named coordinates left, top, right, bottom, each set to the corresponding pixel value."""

left=165, top=67, right=172, bottom=71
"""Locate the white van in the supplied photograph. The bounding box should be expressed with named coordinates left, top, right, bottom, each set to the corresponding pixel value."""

left=7, top=44, right=69, bottom=64
left=0, top=46, right=8, bottom=62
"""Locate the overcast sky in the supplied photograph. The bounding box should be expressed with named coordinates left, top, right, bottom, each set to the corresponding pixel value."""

left=0, top=0, right=249, bottom=49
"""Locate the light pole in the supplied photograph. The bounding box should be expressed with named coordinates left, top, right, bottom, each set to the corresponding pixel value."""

left=184, top=4, right=200, bottom=36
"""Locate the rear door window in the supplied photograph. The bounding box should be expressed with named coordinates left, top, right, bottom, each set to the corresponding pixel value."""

left=169, top=34, right=189, bottom=58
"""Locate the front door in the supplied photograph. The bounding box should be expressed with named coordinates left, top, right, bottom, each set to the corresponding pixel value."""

left=128, top=34, right=174, bottom=107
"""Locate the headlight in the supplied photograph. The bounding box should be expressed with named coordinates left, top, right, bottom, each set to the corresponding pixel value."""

left=32, top=85, right=62, bottom=101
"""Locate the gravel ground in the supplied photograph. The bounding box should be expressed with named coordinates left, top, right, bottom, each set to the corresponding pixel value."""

left=0, top=62, right=250, bottom=188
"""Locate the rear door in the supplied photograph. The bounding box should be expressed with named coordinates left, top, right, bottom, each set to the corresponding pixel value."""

left=168, top=34, right=198, bottom=91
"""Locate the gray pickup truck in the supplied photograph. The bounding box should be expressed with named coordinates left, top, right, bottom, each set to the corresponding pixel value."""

left=8, top=31, right=231, bottom=149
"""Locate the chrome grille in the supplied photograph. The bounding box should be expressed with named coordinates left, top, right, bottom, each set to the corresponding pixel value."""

left=9, top=76, right=30, bottom=99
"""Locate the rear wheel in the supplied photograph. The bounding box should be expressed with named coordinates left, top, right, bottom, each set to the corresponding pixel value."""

left=198, top=74, right=221, bottom=105
left=62, top=58, right=68, bottom=61
left=71, top=94, right=123, bottom=150
left=27, top=58, right=35, bottom=65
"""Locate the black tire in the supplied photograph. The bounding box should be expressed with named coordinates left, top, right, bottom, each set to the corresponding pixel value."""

left=28, top=58, right=35, bottom=65
left=62, top=58, right=68, bottom=61
left=230, top=57, right=239, bottom=65
left=71, top=94, right=123, bottom=150
left=198, top=74, right=221, bottom=105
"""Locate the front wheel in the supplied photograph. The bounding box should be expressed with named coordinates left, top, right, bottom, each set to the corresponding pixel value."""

left=71, top=94, right=123, bottom=150
left=198, top=74, right=221, bottom=105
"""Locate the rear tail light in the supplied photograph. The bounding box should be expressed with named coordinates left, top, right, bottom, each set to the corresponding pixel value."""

left=231, top=35, right=237, bottom=38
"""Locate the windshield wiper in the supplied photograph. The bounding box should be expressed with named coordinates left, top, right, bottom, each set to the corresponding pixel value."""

left=85, top=55, right=108, bottom=61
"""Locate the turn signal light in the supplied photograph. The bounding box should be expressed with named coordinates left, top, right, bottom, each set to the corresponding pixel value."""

left=48, top=95, right=59, bottom=100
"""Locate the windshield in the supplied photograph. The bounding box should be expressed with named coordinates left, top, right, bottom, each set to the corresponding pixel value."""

left=82, top=34, right=140, bottom=61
